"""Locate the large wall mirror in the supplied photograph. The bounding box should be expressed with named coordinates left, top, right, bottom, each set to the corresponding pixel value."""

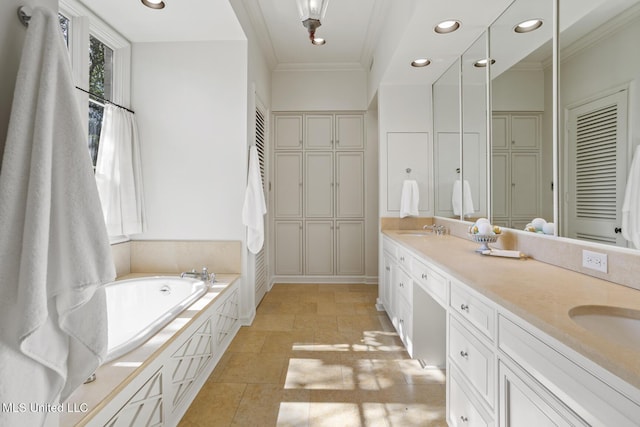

left=558, top=0, right=640, bottom=249
left=489, top=0, right=554, bottom=231
left=433, top=58, right=462, bottom=219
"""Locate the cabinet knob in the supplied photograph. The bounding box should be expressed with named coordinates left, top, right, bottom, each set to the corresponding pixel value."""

left=399, top=282, right=404, bottom=288
left=421, top=273, right=427, bottom=280
left=460, top=304, right=469, bottom=312
left=460, top=415, right=469, bottom=423
left=460, top=350, right=469, bottom=359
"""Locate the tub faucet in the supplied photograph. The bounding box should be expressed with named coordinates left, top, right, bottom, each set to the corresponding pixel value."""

left=181, top=268, right=210, bottom=281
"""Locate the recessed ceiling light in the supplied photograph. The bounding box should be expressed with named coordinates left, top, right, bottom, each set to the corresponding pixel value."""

left=141, top=0, right=165, bottom=10
left=312, top=37, right=326, bottom=46
left=514, top=19, right=543, bottom=33
left=474, top=58, right=496, bottom=68
left=434, top=20, right=461, bottom=34
left=411, top=58, right=431, bottom=68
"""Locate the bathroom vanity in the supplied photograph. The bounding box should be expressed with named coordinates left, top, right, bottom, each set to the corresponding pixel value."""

left=381, top=230, right=640, bottom=426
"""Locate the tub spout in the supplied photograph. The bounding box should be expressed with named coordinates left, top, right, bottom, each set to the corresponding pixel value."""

left=180, top=268, right=212, bottom=282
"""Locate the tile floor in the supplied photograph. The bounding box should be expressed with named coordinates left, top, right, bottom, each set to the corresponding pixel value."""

left=179, top=283, right=447, bottom=427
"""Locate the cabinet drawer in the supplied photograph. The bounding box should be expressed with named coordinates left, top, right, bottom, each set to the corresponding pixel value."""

left=450, top=281, right=495, bottom=340
left=449, top=367, right=493, bottom=427
left=382, top=237, right=397, bottom=258
left=449, top=316, right=495, bottom=408
left=498, top=315, right=640, bottom=426
left=411, top=258, right=447, bottom=307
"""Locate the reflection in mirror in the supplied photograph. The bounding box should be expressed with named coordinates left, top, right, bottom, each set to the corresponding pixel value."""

left=489, top=0, right=554, bottom=232
left=559, top=0, right=640, bottom=249
left=433, top=58, right=462, bottom=219
left=461, top=32, right=489, bottom=221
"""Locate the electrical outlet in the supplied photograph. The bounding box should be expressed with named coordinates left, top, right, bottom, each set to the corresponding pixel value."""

left=582, top=250, right=608, bottom=273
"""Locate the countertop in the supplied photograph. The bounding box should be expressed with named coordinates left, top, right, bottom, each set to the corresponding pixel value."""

left=383, top=230, right=640, bottom=392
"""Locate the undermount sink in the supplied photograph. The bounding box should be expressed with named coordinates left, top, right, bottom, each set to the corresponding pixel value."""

left=569, top=305, right=640, bottom=352
left=397, top=230, right=432, bottom=236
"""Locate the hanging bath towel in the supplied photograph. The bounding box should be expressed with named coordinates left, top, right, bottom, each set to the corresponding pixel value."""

left=242, top=146, right=267, bottom=254
left=400, top=180, right=420, bottom=218
left=452, top=179, right=475, bottom=216
left=0, top=8, right=115, bottom=426
left=622, top=145, right=640, bottom=249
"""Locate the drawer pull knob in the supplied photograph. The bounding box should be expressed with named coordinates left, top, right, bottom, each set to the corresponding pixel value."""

left=399, top=282, right=404, bottom=288
left=421, top=273, right=427, bottom=279
left=400, top=256, right=405, bottom=262
left=460, top=415, right=469, bottom=423
left=460, top=350, right=469, bottom=358
left=460, top=304, right=469, bottom=312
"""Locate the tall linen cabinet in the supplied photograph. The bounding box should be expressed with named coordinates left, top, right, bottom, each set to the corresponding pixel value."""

left=271, top=113, right=366, bottom=280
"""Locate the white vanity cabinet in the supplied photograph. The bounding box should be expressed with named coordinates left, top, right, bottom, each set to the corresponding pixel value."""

left=381, top=232, right=640, bottom=427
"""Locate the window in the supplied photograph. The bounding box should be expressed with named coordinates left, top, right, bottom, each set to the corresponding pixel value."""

left=59, top=0, right=131, bottom=166
left=88, top=36, right=113, bottom=166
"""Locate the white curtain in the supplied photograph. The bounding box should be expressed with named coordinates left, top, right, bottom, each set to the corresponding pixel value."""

left=95, top=104, right=146, bottom=236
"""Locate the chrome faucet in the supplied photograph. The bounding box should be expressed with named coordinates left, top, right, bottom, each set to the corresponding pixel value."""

left=423, top=224, right=448, bottom=235
left=180, top=267, right=213, bottom=282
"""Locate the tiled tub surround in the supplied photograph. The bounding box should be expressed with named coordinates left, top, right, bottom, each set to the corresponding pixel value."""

left=62, top=274, right=241, bottom=426
left=111, top=240, right=242, bottom=278
left=382, top=229, right=640, bottom=424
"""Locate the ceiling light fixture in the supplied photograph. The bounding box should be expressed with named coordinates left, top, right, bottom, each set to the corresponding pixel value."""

left=411, top=58, right=431, bottom=68
left=434, top=20, right=461, bottom=34
left=141, top=0, right=165, bottom=10
left=296, top=0, right=330, bottom=45
left=474, top=58, right=496, bottom=68
left=514, top=19, right=543, bottom=33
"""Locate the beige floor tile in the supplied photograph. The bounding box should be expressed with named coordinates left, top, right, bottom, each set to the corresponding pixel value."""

left=284, top=352, right=347, bottom=390
left=294, top=314, right=338, bottom=331
left=251, top=314, right=296, bottom=331
left=178, top=382, right=246, bottom=427
left=226, top=328, right=267, bottom=353
left=217, top=352, right=288, bottom=384
left=230, top=384, right=311, bottom=427
left=261, top=330, right=315, bottom=354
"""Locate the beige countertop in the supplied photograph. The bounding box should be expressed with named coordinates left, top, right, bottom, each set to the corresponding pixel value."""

left=383, top=230, right=640, bottom=391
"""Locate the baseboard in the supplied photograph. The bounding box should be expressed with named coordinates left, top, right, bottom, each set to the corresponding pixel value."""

left=271, top=275, right=378, bottom=285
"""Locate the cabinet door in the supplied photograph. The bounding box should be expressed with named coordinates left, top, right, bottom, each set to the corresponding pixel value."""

left=382, top=254, right=394, bottom=312
left=274, top=115, right=302, bottom=149
left=274, top=152, right=303, bottom=218
left=305, top=152, right=333, bottom=217
left=274, top=221, right=303, bottom=275
left=335, top=114, right=364, bottom=150
left=499, top=361, right=588, bottom=427
left=335, top=220, right=364, bottom=275
left=511, top=115, right=539, bottom=149
left=335, top=152, right=364, bottom=218
left=305, top=114, right=333, bottom=150
left=492, top=115, right=509, bottom=150
left=305, top=221, right=334, bottom=275
left=448, top=367, right=493, bottom=427
left=491, top=152, right=509, bottom=218
left=511, top=152, right=539, bottom=218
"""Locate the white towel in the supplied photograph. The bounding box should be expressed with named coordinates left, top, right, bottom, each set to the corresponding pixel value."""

left=242, top=146, right=267, bottom=254
left=452, top=179, right=475, bottom=216
left=400, top=180, right=420, bottom=218
left=0, top=8, right=115, bottom=426
left=622, top=145, right=640, bottom=249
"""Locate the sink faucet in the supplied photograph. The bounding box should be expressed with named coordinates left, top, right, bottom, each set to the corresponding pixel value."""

left=423, top=224, right=448, bottom=235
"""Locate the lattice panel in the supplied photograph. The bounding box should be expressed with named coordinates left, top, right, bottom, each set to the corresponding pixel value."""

left=169, top=319, right=213, bottom=409
left=106, top=369, right=163, bottom=427
left=216, top=290, right=239, bottom=345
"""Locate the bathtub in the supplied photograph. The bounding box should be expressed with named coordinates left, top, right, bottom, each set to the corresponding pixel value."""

left=104, top=276, right=208, bottom=363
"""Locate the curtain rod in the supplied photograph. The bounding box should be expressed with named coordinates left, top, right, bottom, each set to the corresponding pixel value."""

left=76, top=87, right=135, bottom=114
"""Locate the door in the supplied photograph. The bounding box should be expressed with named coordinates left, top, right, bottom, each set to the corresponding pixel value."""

left=336, top=152, right=364, bottom=218
left=305, top=221, right=334, bottom=275
left=305, top=152, right=333, bottom=217
left=566, top=89, right=628, bottom=246
left=305, top=114, right=333, bottom=150
left=335, top=114, right=364, bottom=149
left=274, top=221, right=303, bottom=275
left=274, top=152, right=302, bottom=218
left=335, top=220, right=364, bottom=275
left=511, top=152, right=540, bottom=218
left=274, top=115, right=302, bottom=150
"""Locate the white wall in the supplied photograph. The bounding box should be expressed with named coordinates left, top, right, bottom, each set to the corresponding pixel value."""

left=492, top=69, right=545, bottom=111
left=271, top=68, right=368, bottom=111
left=131, top=41, right=248, bottom=241
left=378, top=84, right=432, bottom=217
left=0, top=0, right=58, bottom=162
